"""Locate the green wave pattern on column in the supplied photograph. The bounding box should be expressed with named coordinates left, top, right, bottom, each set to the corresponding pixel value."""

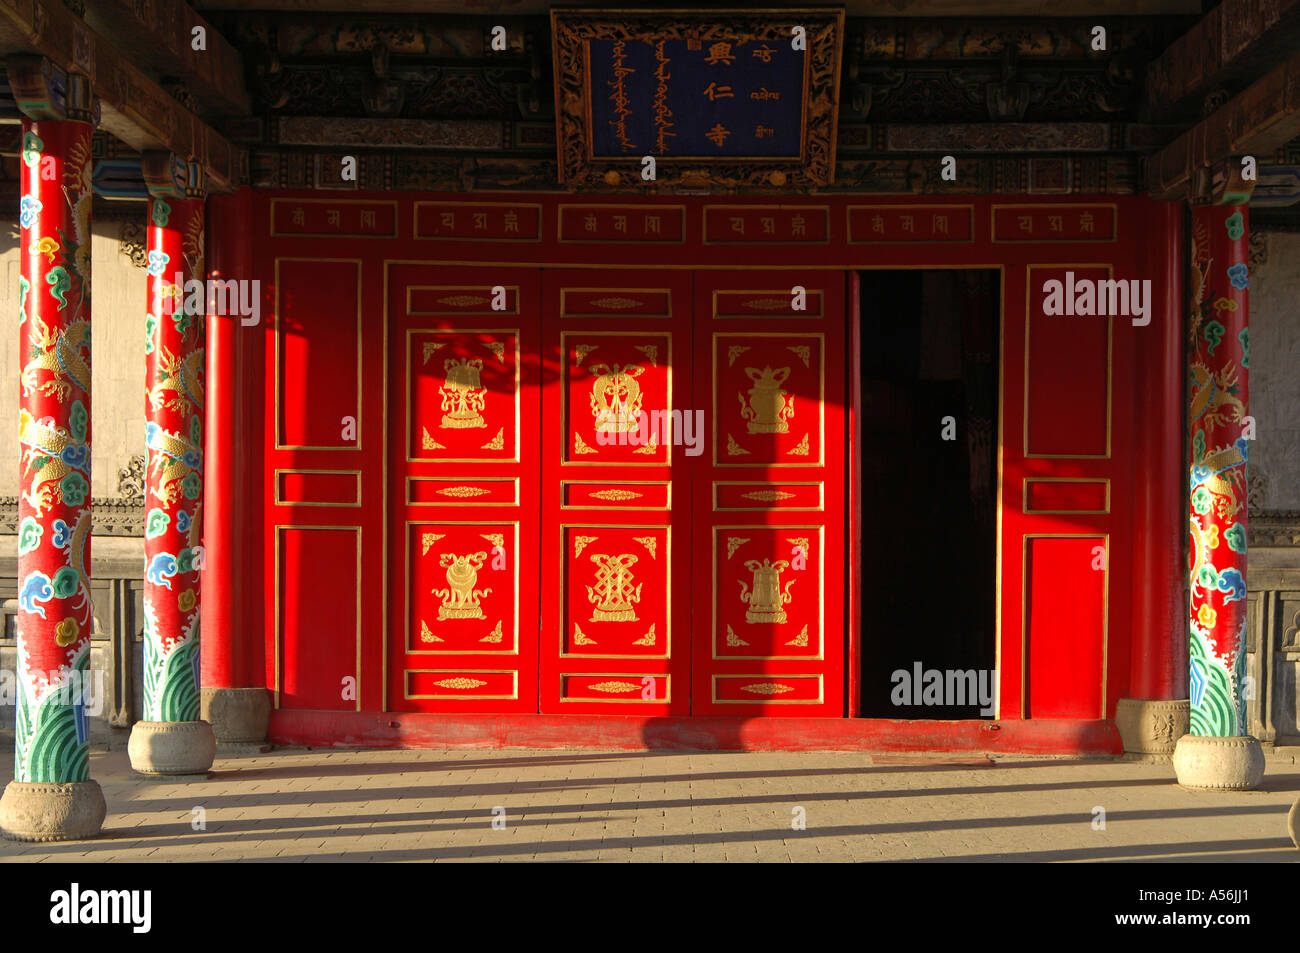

left=14, top=655, right=90, bottom=783
left=1189, top=628, right=1238, bottom=737
left=141, top=613, right=201, bottom=723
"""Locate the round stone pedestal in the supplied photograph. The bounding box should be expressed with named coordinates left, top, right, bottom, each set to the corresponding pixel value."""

left=127, top=720, right=216, bottom=775
left=1288, top=798, right=1299, bottom=849
left=1171, top=734, right=1265, bottom=791
left=201, top=687, right=271, bottom=743
left=1115, top=698, right=1190, bottom=757
left=0, top=780, right=106, bottom=841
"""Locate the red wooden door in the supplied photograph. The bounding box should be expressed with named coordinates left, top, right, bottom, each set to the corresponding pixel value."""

left=538, top=270, right=694, bottom=713
left=386, top=264, right=541, bottom=712
left=691, top=273, right=847, bottom=715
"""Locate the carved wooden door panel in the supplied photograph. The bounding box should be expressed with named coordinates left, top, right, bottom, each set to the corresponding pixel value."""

left=538, top=270, right=694, bottom=713
left=386, top=265, right=541, bottom=712
left=691, top=272, right=847, bottom=715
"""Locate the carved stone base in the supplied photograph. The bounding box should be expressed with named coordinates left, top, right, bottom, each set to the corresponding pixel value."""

left=0, top=780, right=106, bottom=841
left=127, top=720, right=216, bottom=775
left=1115, top=698, right=1190, bottom=757
left=1172, top=734, right=1265, bottom=791
left=201, top=687, right=271, bottom=744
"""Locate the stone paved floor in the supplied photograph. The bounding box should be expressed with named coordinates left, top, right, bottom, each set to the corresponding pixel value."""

left=1, top=746, right=1298, bottom=862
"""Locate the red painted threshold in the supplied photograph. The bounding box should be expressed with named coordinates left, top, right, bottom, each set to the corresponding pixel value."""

left=269, top=710, right=1123, bottom=756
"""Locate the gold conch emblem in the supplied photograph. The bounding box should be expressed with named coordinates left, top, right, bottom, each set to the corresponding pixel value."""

left=586, top=552, right=642, bottom=622
left=740, top=366, right=794, bottom=434
left=439, top=357, right=487, bottom=429
left=588, top=363, right=645, bottom=434
left=435, top=551, right=491, bottom=620
left=739, top=558, right=794, bottom=624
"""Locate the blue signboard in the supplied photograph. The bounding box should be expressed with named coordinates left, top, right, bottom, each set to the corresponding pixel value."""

left=588, top=38, right=806, bottom=159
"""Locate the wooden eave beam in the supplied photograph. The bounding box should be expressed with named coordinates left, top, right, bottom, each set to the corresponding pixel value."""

left=85, top=0, right=250, bottom=117
left=0, top=0, right=242, bottom=190
left=1149, top=47, right=1300, bottom=201
left=1143, top=0, right=1300, bottom=116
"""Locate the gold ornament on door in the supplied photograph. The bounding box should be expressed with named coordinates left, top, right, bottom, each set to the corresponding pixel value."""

left=439, top=358, right=487, bottom=429
left=587, top=552, right=642, bottom=622
left=739, top=558, right=794, bottom=624
left=435, top=551, right=491, bottom=620
left=740, top=366, right=794, bottom=434
left=588, top=363, right=645, bottom=435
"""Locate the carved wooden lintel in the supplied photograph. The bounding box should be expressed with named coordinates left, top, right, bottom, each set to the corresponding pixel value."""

left=6, top=54, right=97, bottom=124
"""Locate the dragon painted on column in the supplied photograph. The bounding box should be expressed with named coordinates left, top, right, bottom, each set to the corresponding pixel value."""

left=14, top=118, right=95, bottom=783
left=141, top=197, right=206, bottom=723
left=1187, top=205, right=1250, bottom=738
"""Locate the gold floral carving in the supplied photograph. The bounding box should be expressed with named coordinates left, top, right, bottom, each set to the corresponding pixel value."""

left=787, top=345, right=811, bottom=367
left=420, top=620, right=444, bottom=642
left=633, top=438, right=659, bottom=455
left=740, top=682, right=795, bottom=695
left=727, top=345, right=751, bottom=367
left=591, top=489, right=642, bottom=501
left=422, top=341, right=446, bottom=365
left=589, top=362, right=645, bottom=434
left=439, top=358, right=487, bottom=429
left=481, top=533, right=505, bottom=549
left=574, top=535, right=598, bottom=557
left=482, top=428, right=505, bottom=450
left=437, top=294, right=488, bottom=307
left=633, top=536, right=657, bottom=558
left=574, top=433, right=598, bottom=455
left=433, top=677, right=488, bottom=689
left=785, top=625, right=809, bottom=647
left=438, top=486, right=491, bottom=498
left=422, top=427, right=447, bottom=450
left=726, top=624, right=749, bottom=647
left=574, top=344, right=598, bottom=366
left=590, top=297, right=641, bottom=310
left=573, top=623, right=597, bottom=645
left=726, top=537, right=750, bottom=559
left=786, top=537, right=810, bottom=553
left=742, top=490, right=795, bottom=502
left=790, top=434, right=810, bottom=456
left=435, top=552, right=491, bottom=620
left=634, top=344, right=658, bottom=366
left=588, top=680, right=639, bottom=694
left=632, top=623, right=656, bottom=646
left=421, top=533, right=446, bottom=556
left=741, top=366, right=794, bottom=434
left=744, top=297, right=790, bottom=311
left=481, top=620, right=504, bottom=643
left=483, top=341, right=506, bottom=364
left=739, top=558, right=794, bottom=624
left=726, top=435, right=750, bottom=456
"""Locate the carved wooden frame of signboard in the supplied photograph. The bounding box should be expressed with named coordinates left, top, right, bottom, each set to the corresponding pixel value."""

left=551, top=9, right=844, bottom=190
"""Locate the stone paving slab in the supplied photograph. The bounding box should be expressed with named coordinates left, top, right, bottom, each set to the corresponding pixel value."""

left=0, top=746, right=1296, bottom=861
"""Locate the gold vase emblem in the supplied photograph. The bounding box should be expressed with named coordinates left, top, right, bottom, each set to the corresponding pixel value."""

left=435, top=551, right=491, bottom=620
left=439, top=358, right=487, bottom=429
left=740, top=366, right=794, bottom=434
left=739, top=558, right=794, bottom=624
left=588, top=363, right=645, bottom=434
left=586, top=552, right=642, bottom=622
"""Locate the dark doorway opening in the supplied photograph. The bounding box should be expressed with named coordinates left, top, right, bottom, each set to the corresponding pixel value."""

left=857, top=270, right=1000, bottom=718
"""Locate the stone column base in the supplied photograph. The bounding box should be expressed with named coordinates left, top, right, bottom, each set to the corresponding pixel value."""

left=1172, top=734, right=1265, bottom=791
left=1115, top=698, right=1190, bottom=757
left=127, top=720, right=217, bottom=776
left=0, top=780, right=106, bottom=841
left=201, top=687, right=271, bottom=744
left=1289, top=798, right=1299, bottom=849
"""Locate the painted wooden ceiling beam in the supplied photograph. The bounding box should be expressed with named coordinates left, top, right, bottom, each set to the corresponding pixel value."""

left=1149, top=48, right=1300, bottom=201
left=85, top=0, right=250, bottom=117
left=1143, top=0, right=1300, bottom=116
left=0, top=0, right=243, bottom=190
left=196, top=0, right=1200, bottom=13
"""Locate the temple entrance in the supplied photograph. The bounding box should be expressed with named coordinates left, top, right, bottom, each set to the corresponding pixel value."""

left=857, top=270, right=1000, bottom=718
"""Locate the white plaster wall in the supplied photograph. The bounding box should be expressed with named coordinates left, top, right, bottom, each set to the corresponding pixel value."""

left=0, top=214, right=147, bottom=499
left=1250, top=230, right=1300, bottom=511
